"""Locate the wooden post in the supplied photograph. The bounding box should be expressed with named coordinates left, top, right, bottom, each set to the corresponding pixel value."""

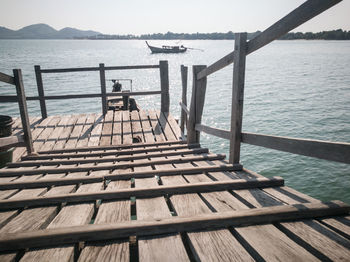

left=229, top=33, right=247, bottom=164
left=13, top=69, right=34, bottom=154
left=159, top=60, right=170, bottom=113
left=180, top=65, right=188, bottom=135
left=99, top=63, right=107, bottom=115
left=34, top=65, right=47, bottom=118
left=187, top=65, right=207, bottom=144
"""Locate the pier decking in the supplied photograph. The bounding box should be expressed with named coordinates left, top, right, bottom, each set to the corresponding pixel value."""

left=0, top=111, right=349, bottom=261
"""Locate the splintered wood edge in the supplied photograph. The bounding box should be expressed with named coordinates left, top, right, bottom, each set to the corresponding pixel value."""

left=0, top=200, right=348, bottom=252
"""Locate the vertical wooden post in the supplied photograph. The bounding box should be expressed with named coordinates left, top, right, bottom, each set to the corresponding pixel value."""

left=99, top=63, right=107, bottom=115
left=159, top=60, right=170, bottom=113
left=180, top=65, right=188, bottom=135
left=13, top=69, right=34, bottom=154
left=229, top=33, right=247, bottom=164
left=34, top=65, right=47, bottom=119
left=187, top=65, right=207, bottom=144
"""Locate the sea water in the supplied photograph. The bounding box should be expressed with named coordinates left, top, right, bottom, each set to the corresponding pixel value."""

left=0, top=39, right=349, bottom=203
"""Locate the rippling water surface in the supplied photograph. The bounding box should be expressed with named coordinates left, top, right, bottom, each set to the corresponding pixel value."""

left=0, top=39, right=349, bottom=203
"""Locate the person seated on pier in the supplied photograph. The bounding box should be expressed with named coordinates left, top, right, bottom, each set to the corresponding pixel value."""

left=112, top=80, right=122, bottom=92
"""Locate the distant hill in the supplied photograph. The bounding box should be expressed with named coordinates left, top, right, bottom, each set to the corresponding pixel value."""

left=0, top=24, right=100, bottom=39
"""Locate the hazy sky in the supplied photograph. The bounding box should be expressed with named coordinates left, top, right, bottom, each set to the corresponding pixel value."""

left=1, top=0, right=349, bottom=34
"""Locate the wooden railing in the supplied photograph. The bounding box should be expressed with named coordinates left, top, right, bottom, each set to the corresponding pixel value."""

left=185, top=0, right=350, bottom=165
left=0, top=71, right=34, bottom=154
left=0, top=61, right=170, bottom=118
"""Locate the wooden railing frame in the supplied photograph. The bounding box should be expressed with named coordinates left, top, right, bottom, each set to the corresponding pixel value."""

left=186, top=0, right=348, bottom=165
left=180, top=65, right=188, bottom=135
left=0, top=70, right=34, bottom=154
left=34, top=61, right=168, bottom=117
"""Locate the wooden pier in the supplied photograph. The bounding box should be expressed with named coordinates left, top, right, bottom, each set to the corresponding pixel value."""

left=0, top=0, right=349, bottom=261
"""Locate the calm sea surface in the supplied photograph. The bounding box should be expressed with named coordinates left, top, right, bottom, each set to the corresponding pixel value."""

left=0, top=39, right=349, bottom=203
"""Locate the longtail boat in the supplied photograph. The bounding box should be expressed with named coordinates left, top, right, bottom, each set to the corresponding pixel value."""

left=146, top=41, right=187, bottom=53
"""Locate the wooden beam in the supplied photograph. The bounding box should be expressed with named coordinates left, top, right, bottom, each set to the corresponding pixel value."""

left=38, top=140, right=188, bottom=154
left=0, top=164, right=242, bottom=190
left=0, top=177, right=283, bottom=210
left=0, top=154, right=226, bottom=176
left=1, top=200, right=348, bottom=251
left=105, top=65, right=160, bottom=70
left=34, top=65, right=47, bottom=118
left=187, top=65, right=207, bottom=144
left=10, top=148, right=209, bottom=167
left=0, top=96, right=18, bottom=102
left=229, top=33, right=247, bottom=164
left=180, top=65, right=188, bottom=134
left=196, top=51, right=235, bottom=80
left=160, top=60, right=170, bottom=113
left=99, top=63, right=107, bottom=115
left=0, top=72, right=15, bottom=85
left=22, top=143, right=199, bottom=160
left=195, top=124, right=230, bottom=140
left=13, top=69, right=35, bottom=154
left=242, top=132, right=350, bottom=164
left=246, top=0, right=342, bottom=55
left=24, top=91, right=161, bottom=101
left=0, top=135, right=25, bottom=150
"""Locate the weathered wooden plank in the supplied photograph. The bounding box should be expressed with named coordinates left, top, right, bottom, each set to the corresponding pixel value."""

left=52, top=115, right=78, bottom=150
left=159, top=60, right=170, bottom=112
left=64, top=114, right=87, bottom=149
left=130, top=110, right=145, bottom=143
left=40, top=139, right=186, bottom=154
left=246, top=0, right=342, bottom=55
left=112, top=111, right=122, bottom=145
left=0, top=164, right=239, bottom=190
left=0, top=72, right=15, bottom=85
left=134, top=164, right=189, bottom=261
left=10, top=148, right=209, bottom=167
left=34, top=65, right=47, bottom=118
left=180, top=65, right=188, bottom=135
left=22, top=143, right=197, bottom=160
left=160, top=161, right=254, bottom=261
left=20, top=182, right=103, bottom=262
left=0, top=201, right=348, bottom=252
left=0, top=135, right=25, bottom=150
left=197, top=51, right=235, bottom=80
left=187, top=65, right=207, bottom=144
left=99, top=111, right=114, bottom=146
left=195, top=124, right=230, bottom=140
left=138, top=110, right=155, bottom=143
left=88, top=114, right=104, bottom=147
left=229, top=33, right=247, bottom=164
left=148, top=110, right=166, bottom=141
left=156, top=111, right=177, bottom=141
left=0, top=176, right=283, bottom=210
left=164, top=112, right=182, bottom=140
left=319, top=216, right=350, bottom=239
left=122, top=111, right=132, bottom=144
left=0, top=154, right=227, bottom=176
left=32, top=116, right=61, bottom=152
left=76, top=114, right=96, bottom=148
left=78, top=178, right=131, bottom=262
left=242, top=132, right=350, bottom=164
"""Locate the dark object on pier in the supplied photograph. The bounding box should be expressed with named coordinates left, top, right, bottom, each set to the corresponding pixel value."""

left=108, top=80, right=139, bottom=111
left=0, top=115, right=14, bottom=167
left=146, top=41, right=187, bottom=54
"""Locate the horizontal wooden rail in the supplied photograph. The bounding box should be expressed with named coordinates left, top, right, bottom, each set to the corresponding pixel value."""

left=22, top=143, right=199, bottom=160
left=242, top=132, right=350, bottom=164
left=0, top=72, right=15, bottom=85
left=195, top=124, right=230, bottom=140
left=39, top=64, right=159, bottom=74
left=1, top=200, right=348, bottom=251
left=38, top=140, right=188, bottom=154
left=0, top=96, right=18, bottom=103
left=197, top=51, right=235, bottom=80
left=0, top=164, right=241, bottom=190
left=0, top=177, right=283, bottom=210
left=246, top=0, right=341, bottom=55
left=0, top=154, right=228, bottom=176
left=0, top=135, right=25, bottom=150
left=9, top=148, right=208, bottom=167
left=196, top=0, right=341, bottom=80
left=179, top=101, right=189, bottom=115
